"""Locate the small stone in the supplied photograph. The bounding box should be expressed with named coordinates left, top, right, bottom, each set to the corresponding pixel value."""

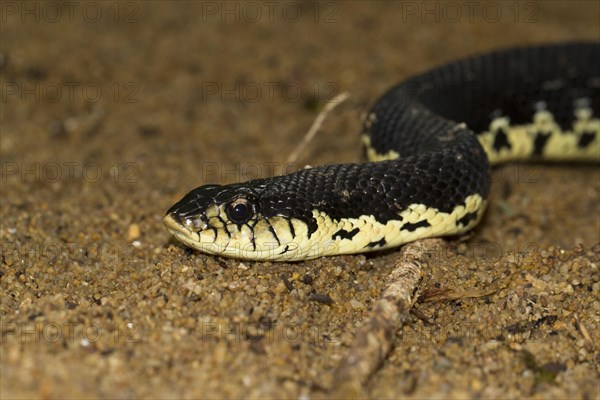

left=471, top=378, right=484, bottom=391
left=184, top=280, right=202, bottom=295
left=256, top=284, right=268, bottom=293
left=274, top=281, right=287, bottom=294
left=127, top=224, right=141, bottom=241
left=350, top=299, right=364, bottom=310
left=541, top=361, right=567, bottom=375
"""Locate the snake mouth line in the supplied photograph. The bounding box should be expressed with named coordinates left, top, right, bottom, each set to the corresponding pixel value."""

left=163, top=214, right=200, bottom=244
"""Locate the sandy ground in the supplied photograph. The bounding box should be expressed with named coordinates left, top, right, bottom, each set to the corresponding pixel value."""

left=1, top=1, right=599, bottom=399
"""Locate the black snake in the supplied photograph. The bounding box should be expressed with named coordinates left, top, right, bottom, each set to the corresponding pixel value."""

left=164, top=42, right=599, bottom=261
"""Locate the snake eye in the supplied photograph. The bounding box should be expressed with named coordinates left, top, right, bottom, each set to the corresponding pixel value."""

left=226, top=198, right=254, bottom=224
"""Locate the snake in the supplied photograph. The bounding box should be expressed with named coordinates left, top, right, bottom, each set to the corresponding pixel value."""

left=164, top=42, right=600, bottom=261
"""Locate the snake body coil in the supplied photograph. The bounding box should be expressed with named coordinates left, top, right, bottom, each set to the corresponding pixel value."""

left=164, top=42, right=600, bottom=261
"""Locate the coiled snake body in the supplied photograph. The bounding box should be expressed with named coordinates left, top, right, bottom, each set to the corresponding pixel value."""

left=164, top=42, right=600, bottom=261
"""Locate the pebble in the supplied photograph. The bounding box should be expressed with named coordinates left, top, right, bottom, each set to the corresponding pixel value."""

left=350, top=299, right=364, bottom=310
left=127, top=224, right=141, bottom=241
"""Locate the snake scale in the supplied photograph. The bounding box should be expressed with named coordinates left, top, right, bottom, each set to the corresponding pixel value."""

left=164, top=42, right=600, bottom=261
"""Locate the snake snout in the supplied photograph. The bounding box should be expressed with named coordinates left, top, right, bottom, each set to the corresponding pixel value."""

left=164, top=205, right=210, bottom=234
left=164, top=184, right=228, bottom=243
left=163, top=212, right=189, bottom=237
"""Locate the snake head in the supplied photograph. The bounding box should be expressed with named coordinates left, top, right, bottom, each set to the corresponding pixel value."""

left=165, top=184, right=257, bottom=229
left=163, top=181, right=307, bottom=260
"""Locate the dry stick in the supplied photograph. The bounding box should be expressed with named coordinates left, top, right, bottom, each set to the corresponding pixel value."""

left=573, top=314, right=595, bottom=351
left=330, top=239, right=445, bottom=397
left=285, top=92, right=350, bottom=164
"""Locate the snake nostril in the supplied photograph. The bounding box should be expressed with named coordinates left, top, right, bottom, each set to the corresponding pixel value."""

left=169, top=212, right=189, bottom=227
left=163, top=213, right=187, bottom=235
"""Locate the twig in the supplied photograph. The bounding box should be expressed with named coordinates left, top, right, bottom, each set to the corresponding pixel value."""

left=573, top=314, right=595, bottom=351
left=285, top=91, right=350, bottom=164
left=330, top=239, right=445, bottom=397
